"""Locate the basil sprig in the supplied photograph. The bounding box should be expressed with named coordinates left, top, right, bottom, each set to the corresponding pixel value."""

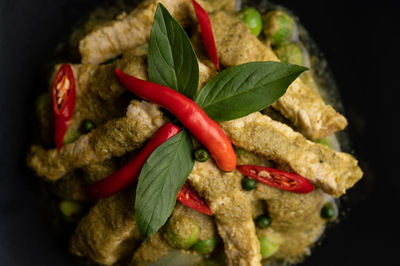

left=148, top=4, right=199, bottom=100
left=195, top=61, right=307, bottom=121
left=135, top=3, right=306, bottom=239
left=135, top=130, right=194, bottom=239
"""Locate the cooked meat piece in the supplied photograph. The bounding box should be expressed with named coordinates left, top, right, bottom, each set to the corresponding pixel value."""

left=79, top=0, right=234, bottom=65
left=82, top=159, right=118, bottom=184
left=131, top=203, right=215, bottom=264
left=220, top=112, right=363, bottom=197
left=188, top=161, right=262, bottom=266
left=27, top=100, right=165, bottom=181
left=131, top=232, right=171, bottom=265
left=69, top=189, right=141, bottom=265
left=209, top=11, right=347, bottom=139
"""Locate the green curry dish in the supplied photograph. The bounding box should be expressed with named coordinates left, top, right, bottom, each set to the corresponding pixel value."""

left=163, top=216, right=200, bottom=249
left=263, top=10, right=295, bottom=46
left=274, top=42, right=304, bottom=66
left=240, top=7, right=263, bottom=36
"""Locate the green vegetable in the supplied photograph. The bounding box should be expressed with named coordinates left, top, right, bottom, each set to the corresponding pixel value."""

left=315, top=138, right=333, bottom=149
left=191, top=237, right=217, bottom=254
left=81, top=119, right=97, bottom=134
left=194, top=148, right=209, bottom=162
left=274, top=42, right=304, bottom=66
left=195, top=61, right=307, bottom=122
left=63, top=129, right=80, bottom=145
left=242, top=177, right=257, bottom=191
left=164, top=216, right=199, bottom=249
left=321, top=202, right=336, bottom=220
left=135, top=130, right=194, bottom=239
left=263, top=10, right=295, bottom=46
left=35, top=93, right=49, bottom=114
left=258, top=237, right=279, bottom=259
left=148, top=4, right=199, bottom=100
left=240, top=7, right=263, bottom=36
left=255, top=214, right=271, bottom=228
left=59, top=200, right=82, bottom=223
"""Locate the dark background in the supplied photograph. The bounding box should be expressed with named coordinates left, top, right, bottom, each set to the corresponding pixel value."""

left=0, top=0, right=398, bottom=265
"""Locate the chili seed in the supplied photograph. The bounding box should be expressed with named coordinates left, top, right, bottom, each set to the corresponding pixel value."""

left=81, top=119, right=97, bottom=134
left=255, top=214, right=271, bottom=229
left=194, top=149, right=209, bottom=162
left=242, top=177, right=257, bottom=191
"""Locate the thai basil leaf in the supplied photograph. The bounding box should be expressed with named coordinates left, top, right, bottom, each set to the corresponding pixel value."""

left=148, top=3, right=199, bottom=99
left=195, top=61, right=307, bottom=121
left=135, top=130, right=194, bottom=239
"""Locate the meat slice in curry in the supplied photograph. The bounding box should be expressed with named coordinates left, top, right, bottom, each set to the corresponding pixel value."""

left=27, top=1, right=363, bottom=265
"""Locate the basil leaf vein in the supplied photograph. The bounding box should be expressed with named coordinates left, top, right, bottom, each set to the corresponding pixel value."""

left=195, top=61, right=307, bottom=121
left=135, top=130, right=194, bottom=239
left=148, top=3, right=199, bottom=99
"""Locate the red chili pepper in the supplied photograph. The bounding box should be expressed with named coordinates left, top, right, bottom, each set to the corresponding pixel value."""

left=177, top=183, right=213, bottom=216
left=237, top=165, right=314, bottom=193
left=115, top=69, right=237, bottom=172
left=52, top=64, right=76, bottom=150
left=87, top=123, right=181, bottom=199
left=192, top=0, right=220, bottom=71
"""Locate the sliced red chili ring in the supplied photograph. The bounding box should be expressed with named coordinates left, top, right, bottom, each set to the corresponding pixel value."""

left=177, top=183, right=213, bottom=216
left=237, top=165, right=314, bottom=193
left=52, top=64, right=76, bottom=150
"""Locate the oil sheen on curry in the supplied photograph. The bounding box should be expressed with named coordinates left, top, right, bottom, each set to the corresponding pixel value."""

left=27, top=0, right=363, bottom=265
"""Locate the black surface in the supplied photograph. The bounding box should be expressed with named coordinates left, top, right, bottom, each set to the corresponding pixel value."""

left=0, top=0, right=398, bottom=265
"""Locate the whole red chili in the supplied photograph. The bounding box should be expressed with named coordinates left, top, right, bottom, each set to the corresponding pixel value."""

left=87, top=123, right=181, bottom=199
left=115, top=69, right=237, bottom=172
left=52, top=64, right=76, bottom=150
left=192, top=0, right=220, bottom=71
left=177, top=183, right=212, bottom=216
left=237, top=165, right=314, bottom=193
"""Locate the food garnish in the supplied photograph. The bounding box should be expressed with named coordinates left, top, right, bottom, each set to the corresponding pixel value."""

left=237, top=165, right=314, bottom=193
left=115, top=69, right=237, bottom=172
left=113, top=3, right=306, bottom=239
left=87, top=122, right=181, bottom=199
left=52, top=64, right=76, bottom=150
left=148, top=3, right=199, bottom=99
left=177, top=183, right=212, bottom=216
left=135, top=130, right=194, bottom=239
left=192, top=0, right=220, bottom=70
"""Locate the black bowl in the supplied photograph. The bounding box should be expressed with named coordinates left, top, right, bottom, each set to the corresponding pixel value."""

left=1, top=0, right=398, bottom=265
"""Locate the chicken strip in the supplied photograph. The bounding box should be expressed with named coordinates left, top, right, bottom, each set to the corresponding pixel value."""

left=188, top=160, right=262, bottom=266
left=79, top=0, right=234, bottom=65
left=220, top=112, right=363, bottom=197
left=209, top=11, right=347, bottom=139
left=69, top=189, right=141, bottom=265
left=27, top=100, right=165, bottom=181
